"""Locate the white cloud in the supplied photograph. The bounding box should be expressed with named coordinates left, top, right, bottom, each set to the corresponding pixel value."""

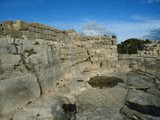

left=80, top=21, right=113, bottom=36
left=143, top=29, right=160, bottom=40
left=107, top=19, right=160, bottom=42
left=45, top=15, right=160, bottom=43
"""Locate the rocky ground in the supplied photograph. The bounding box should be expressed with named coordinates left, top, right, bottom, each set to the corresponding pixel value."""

left=1, top=66, right=160, bottom=120
left=0, top=21, right=160, bottom=120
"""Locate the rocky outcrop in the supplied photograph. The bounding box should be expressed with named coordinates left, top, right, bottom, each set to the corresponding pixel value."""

left=0, top=20, right=159, bottom=120
left=0, top=20, right=119, bottom=116
left=0, top=37, right=64, bottom=95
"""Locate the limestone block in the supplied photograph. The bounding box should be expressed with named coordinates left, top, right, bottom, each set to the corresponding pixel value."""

left=36, top=33, right=45, bottom=39
left=79, top=37, right=87, bottom=41
left=0, top=74, right=40, bottom=115
left=1, top=21, right=13, bottom=29
left=100, top=40, right=110, bottom=45
left=29, top=26, right=37, bottom=32
left=13, top=20, right=29, bottom=31
left=0, top=43, right=13, bottom=54
left=112, top=39, right=117, bottom=45
left=36, top=28, right=42, bottom=33
left=0, top=54, right=21, bottom=65
left=30, top=22, right=41, bottom=28
left=36, top=64, right=64, bottom=93
left=21, top=31, right=30, bottom=39
left=44, top=30, right=52, bottom=35
left=0, top=26, right=2, bottom=36
left=45, top=35, right=53, bottom=40
left=41, top=29, right=45, bottom=35
left=10, top=30, right=22, bottom=38
left=28, top=32, right=36, bottom=39
left=28, top=54, right=41, bottom=64
left=110, top=45, right=117, bottom=49
left=1, top=21, right=22, bottom=38
left=2, top=27, right=12, bottom=36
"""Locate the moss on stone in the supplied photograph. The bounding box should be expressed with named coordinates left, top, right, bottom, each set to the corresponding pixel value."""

left=88, top=76, right=123, bottom=88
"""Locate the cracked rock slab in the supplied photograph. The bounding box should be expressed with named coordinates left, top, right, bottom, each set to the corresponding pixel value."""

left=0, top=74, right=40, bottom=115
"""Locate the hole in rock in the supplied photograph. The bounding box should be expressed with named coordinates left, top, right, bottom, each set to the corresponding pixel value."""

left=135, top=88, right=149, bottom=92
left=34, top=42, right=40, bottom=45
left=27, top=101, right=32, bottom=104
left=88, top=76, right=124, bottom=88
left=62, top=103, right=77, bottom=119
left=126, top=101, right=160, bottom=117
left=62, top=103, right=77, bottom=113
left=77, top=80, right=84, bottom=82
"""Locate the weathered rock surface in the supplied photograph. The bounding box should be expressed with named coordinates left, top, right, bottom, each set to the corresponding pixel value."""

left=0, top=20, right=120, bottom=119
left=121, top=71, right=160, bottom=120
left=0, top=74, right=40, bottom=115
left=76, top=86, right=126, bottom=120
left=0, top=20, right=159, bottom=120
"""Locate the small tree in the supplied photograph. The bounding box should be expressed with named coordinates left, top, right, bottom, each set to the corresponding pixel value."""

left=112, top=35, right=117, bottom=39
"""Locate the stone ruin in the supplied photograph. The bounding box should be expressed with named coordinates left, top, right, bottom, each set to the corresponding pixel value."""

left=0, top=20, right=159, bottom=120
left=0, top=20, right=118, bottom=115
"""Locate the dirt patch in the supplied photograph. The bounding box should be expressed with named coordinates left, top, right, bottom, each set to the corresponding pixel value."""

left=88, top=76, right=124, bottom=88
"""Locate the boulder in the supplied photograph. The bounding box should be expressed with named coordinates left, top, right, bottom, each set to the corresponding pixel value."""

left=0, top=74, right=40, bottom=115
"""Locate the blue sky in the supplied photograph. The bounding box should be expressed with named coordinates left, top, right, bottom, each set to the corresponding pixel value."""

left=0, top=0, right=160, bottom=42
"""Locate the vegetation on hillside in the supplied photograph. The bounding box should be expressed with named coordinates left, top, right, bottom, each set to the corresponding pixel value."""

left=118, top=38, right=152, bottom=54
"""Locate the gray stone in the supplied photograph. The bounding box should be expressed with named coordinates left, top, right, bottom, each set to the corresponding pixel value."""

left=76, top=86, right=127, bottom=120
left=0, top=74, right=40, bottom=115
left=36, top=64, right=64, bottom=94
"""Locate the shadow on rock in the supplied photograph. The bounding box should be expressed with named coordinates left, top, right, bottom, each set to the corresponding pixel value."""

left=51, top=102, right=77, bottom=120
left=126, top=101, right=160, bottom=117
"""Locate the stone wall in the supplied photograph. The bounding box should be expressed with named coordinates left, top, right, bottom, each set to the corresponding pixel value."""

left=0, top=20, right=118, bottom=115
left=0, top=20, right=118, bottom=63
left=138, top=42, right=160, bottom=57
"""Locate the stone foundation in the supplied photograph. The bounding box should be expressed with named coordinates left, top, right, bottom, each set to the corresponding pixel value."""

left=0, top=20, right=118, bottom=115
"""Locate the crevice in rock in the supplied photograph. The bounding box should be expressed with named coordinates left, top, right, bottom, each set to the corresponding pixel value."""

left=19, top=53, right=26, bottom=64
left=35, top=75, right=42, bottom=95
left=77, top=80, right=84, bottom=82
left=125, top=101, right=160, bottom=117
left=154, top=77, right=160, bottom=91
left=121, top=106, right=153, bottom=120
left=12, top=39, right=19, bottom=55
left=135, top=87, right=149, bottom=92
left=86, top=50, right=93, bottom=64
left=25, top=48, right=37, bottom=57
left=100, top=62, right=102, bottom=67
left=27, top=101, right=32, bottom=104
